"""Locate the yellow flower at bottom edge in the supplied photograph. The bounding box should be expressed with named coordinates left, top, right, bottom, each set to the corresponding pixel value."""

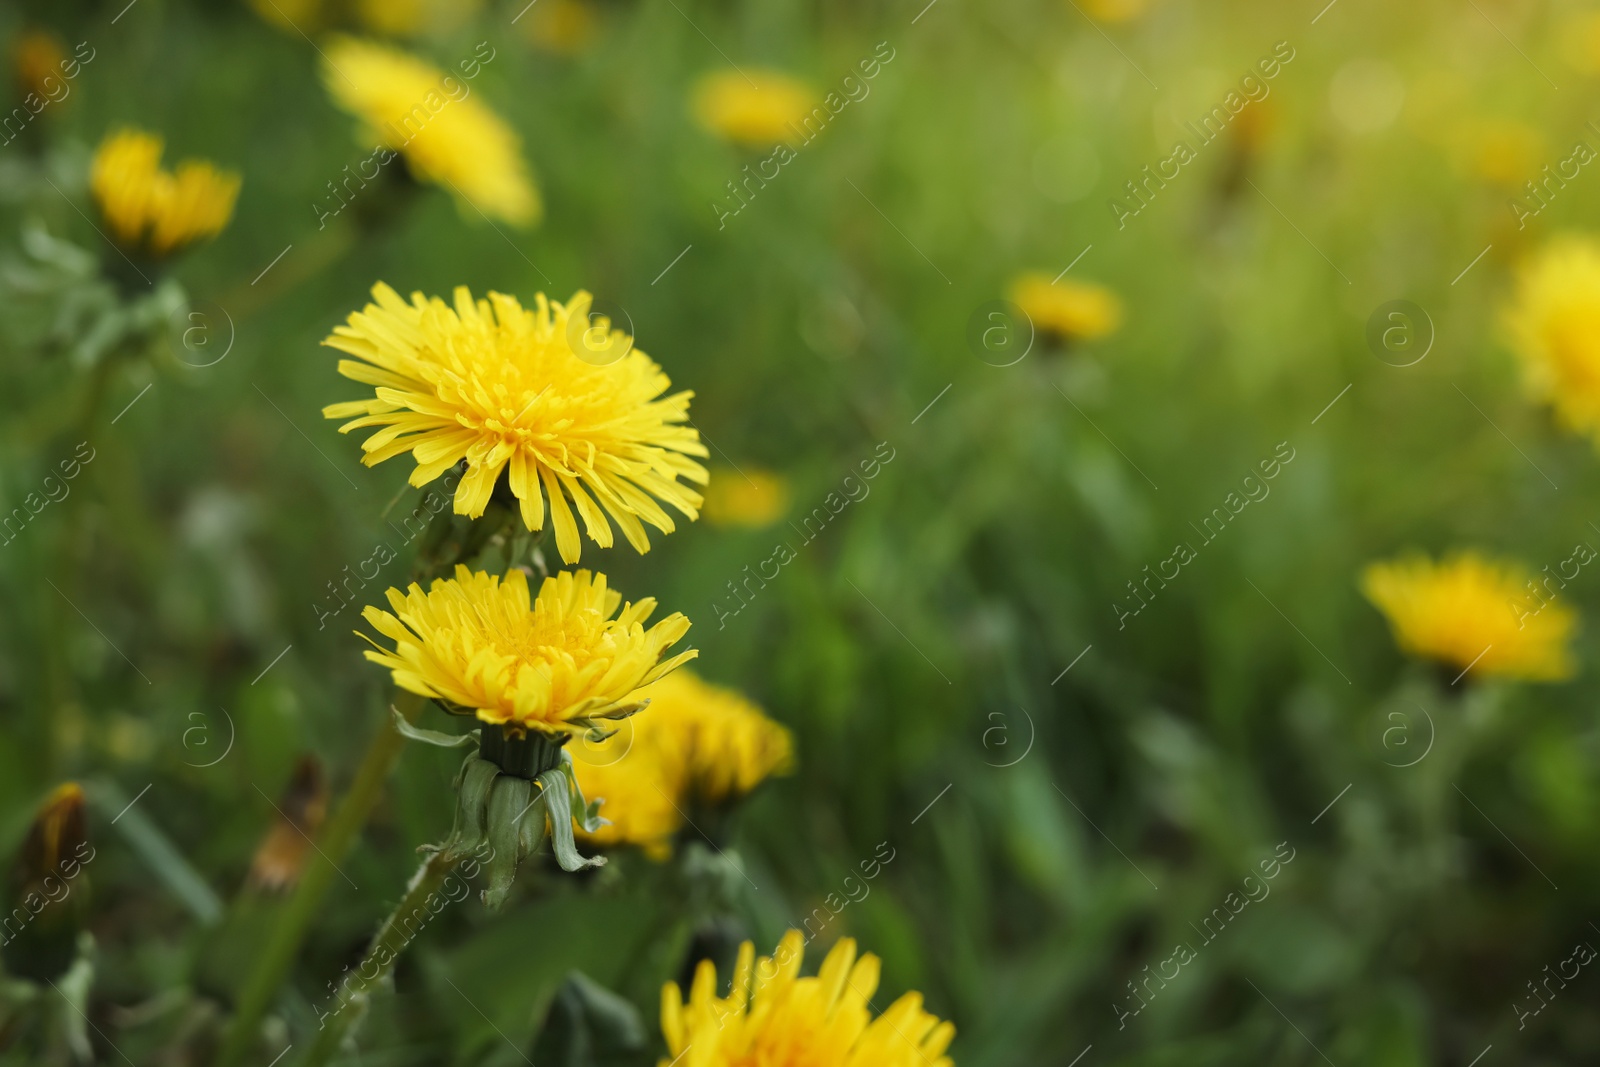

left=1361, top=552, right=1577, bottom=682
left=358, top=566, right=697, bottom=735
left=322, top=282, right=709, bottom=564
left=1008, top=271, right=1122, bottom=344
left=1502, top=237, right=1600, bottom=448
left=660, top=930, right=954, bottom=1067
left=89, top=128, right=239, bottom=257
left=321, top=36, right=539, bottom=226
left=571, top=669, right=793, bottom=857
left=691, top=69, right=820, bottom=148
left=702, top=467, right=789, bottom=528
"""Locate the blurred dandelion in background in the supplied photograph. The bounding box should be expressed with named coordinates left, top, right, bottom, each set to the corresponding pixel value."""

left=691, top=69, right=820, bottom=148
left=321, top=36, right=540, bottom=225
left=1362, top=552, right=1578, bottom=682
left=88, top=128, right=239, bottom=258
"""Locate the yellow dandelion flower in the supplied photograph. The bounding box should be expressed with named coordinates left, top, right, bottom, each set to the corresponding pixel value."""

left=572, top=670, right=792, bottom=855
left=691, top=69, right=820, bottom=148
left=1503, top=237, right=1600, bottom=446
left=1007, top=272, right=1123, bottom=344
left=1361, top=552, right=1577, bottom=682
left=569, top=736, right=681, bottom=858
left=660, top=930, right=955, bottom=1067
left=89, top=128, right=240, bottom=257
left=524, top=0, right=599, bottom=56
left=650, top=670, right=793, bottom=802
left=321, top=36, right=540, bottom=226
left=702, top=467, right=789, bottom=528
left=359, top=565, right=697, bottom=735
left=322, top=282, right=709, bottom=563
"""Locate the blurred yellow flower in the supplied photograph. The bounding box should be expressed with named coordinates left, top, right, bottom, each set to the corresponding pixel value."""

left=322, top=283, right=709, bottom=563
left=321, top=36, right=540, bottom=226
left=1079, top=0, right=1150, bottom=22
left=660, top=930, right=954, bottom=1067
left=1461, top=119, right=1544, bottom=188
left=359, top=566, right=697, bottom=735
left=570, top=741, right=681, bottom=858
left=1503, top=237, right=1600, bottom=446
left=524, top=0, right=599, bottom=56
left=691, top=69, right=820, bottom=148
left=1008, top=272, right=1123, bottom=343
left=89, top=128, right=240, bottom=257
left=12, top=29, right=66, bottom=101
left=572, top=669, right=792, bottom=855
left=702, top=467, right=789, bottom=528
left=1361, top=552, right=1576, bottom=682
left=654, top=670, right=793, bottom=802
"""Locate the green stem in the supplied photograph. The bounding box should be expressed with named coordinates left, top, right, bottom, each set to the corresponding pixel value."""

left=298, top=847, right=465, bottom=1067
left=214, top=690, right=425, bottom=1067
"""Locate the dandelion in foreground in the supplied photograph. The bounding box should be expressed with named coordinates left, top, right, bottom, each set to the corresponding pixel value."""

left=572, top=669, right=793, bottom=856
left=1502, top=237, right=1600, bottom=448
left=691, top=69, right=820, bottom=148
left=89, top=128, right=240, bottom=257
left=321, top=37, right=539, bottom=226
left=701, top=467, right=789, bottom=528
left=1007, top=272, right=1122, bottom=345
left=361, top=566, right=695, bottom=736
left=360, top=566, right=695, bottom=897
left=323, top=283, right=708, bottom=563
left=660, top=930, right=954, bottom=1067
left=1361, top=552, right=1577, bottom=682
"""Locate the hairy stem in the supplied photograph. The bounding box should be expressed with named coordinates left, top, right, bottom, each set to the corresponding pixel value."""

left=298, top=846, right=465, bottom=1067
left=214, top=689, right=425, bottom=1067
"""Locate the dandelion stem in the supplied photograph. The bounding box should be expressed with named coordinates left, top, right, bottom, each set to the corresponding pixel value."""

left=299, top=846, right=466, bottom=1067
left=215, top=689, right=425, bottom=1067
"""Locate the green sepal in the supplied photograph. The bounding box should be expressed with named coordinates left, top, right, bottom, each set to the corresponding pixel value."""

left=483, top=776, right=533, bottom=909
left=392, top=708, right=479, bottom=749
left=560, top=751, right=608, bottom=833
left=438, top=758, right=499, bottom=859
left=538, top=767, right=606, bottom=873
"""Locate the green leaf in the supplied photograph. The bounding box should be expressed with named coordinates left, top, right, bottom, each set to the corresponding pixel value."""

left=530, top=971, right=647, bottom=1067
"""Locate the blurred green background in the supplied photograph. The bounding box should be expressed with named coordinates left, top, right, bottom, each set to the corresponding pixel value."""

left=1, top=0, right=1599, bottom=1063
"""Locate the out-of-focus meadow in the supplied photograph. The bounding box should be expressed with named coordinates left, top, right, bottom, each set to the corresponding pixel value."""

left=2, top=0, right=1600, bottom=1063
